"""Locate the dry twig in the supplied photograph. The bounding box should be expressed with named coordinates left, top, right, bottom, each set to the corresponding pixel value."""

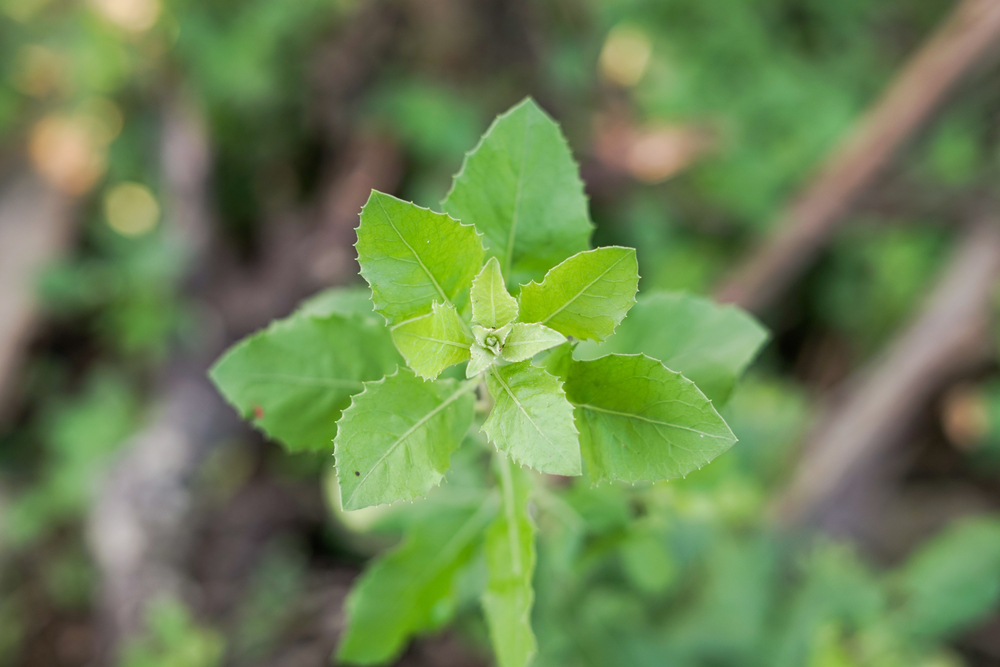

left=716, top=0, right=1000, bottom=313
left=773, top=219, right=1000, bottom=528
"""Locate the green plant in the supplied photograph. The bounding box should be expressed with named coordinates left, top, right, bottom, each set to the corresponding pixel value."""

left=210, top=98, right=767, bottom=666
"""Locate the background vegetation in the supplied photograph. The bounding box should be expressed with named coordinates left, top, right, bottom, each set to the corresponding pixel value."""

left=3, top=0, right=1000, bottom=665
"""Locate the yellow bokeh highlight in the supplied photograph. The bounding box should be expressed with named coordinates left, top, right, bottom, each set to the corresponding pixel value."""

left=29, top=99, right=123, bottom=195
left=90, top=0, right=161, bottom=32
left=598, top=25, right=653, bottom=87
left=104, top=182, right=160, bottom=237
left=30, top=116, right=107, bottom=195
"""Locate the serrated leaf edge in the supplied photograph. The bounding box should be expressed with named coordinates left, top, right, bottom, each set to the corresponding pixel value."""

left=517, top=245, right=640, bottom=341
left=334, top=367, right=479, bottom=510
left=355, top=190, right=485, bottom=328
left=569, top=353, right=737, bottom=486
left=482, top=363, right=581, bottom=474
left=441, top=97, right=595, bottom=276
left=208, top=311, right=378, bottom=445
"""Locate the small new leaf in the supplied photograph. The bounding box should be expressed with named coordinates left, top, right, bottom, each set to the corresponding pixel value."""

left=473, top=323, right=512, bottom=355
left=338, top=499, right=495, bottom=664
left=565, top=354, right=736, bottom=484
left=442, top=98, right=592, bottom=287
left=467, top=345, right=495, bottom=378
left=472, top=257, right=519, bottom=328
left=501, top=323, right=565, bottom=362
left=357, top=190, right=484, bottom=325
left=518, top=246, right=638, bottom=342
left=483, top=459, right=537, bottom=667
left=576, top=291, right=768, bottom=403
left=483, top=361, right=581, bottom=476
left=392, top=302, right=473, bottom=380
left=210, top=312, right=400, bottom=453
left=335, top=369, right=476, bottom=510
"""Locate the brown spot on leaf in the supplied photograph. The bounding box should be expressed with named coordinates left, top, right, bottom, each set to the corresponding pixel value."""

left=252, top=405, right=264, bottom=420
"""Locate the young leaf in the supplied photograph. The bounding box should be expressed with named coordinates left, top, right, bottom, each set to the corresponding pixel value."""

left=335, top=369, right=477, bottom=510
left=472, top=256, right=519, bottom=328
left=210, top=313, right=401, bottom=453
left=483, top=361, right=580, bottom=476
left=474, top=323, right=512, bottom=355
left=442, top=98, right=592, bottom=288
left=356, top=190, right=484, bottom=325
left=391, top=302, right=473, bottom=380
left=576, top=291, right=768, bottom=403
left=518, top=247, right=638, bottom=342
left=483, top=458, right=537, bottom=667
left=337, top=498, right=496, bottom=664
left=564, top=354, right=736, bottom=484
left=467, top=345, right=495, bottom=378
left=501, top=323, right=565, bottom=362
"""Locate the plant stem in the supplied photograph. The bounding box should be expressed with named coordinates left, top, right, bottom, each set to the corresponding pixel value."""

left=495, top=450, right=523, bottom=576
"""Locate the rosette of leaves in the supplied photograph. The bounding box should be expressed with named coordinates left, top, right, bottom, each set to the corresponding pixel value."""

left=210, top=98, right=768, bottom=667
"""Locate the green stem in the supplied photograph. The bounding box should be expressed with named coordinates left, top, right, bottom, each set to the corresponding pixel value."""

left=495, top=450, right=523, bottom=576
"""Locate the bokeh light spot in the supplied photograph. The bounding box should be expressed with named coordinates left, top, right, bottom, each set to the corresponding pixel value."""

left=598, top=25, right=652, bottom=87
left=29, top=114, right=108, bottom=194
left=104, top=182, right=160, bottom=237
left=90, top=0, right=161, bottom=32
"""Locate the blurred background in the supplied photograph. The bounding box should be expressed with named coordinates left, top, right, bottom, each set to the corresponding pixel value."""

left=4, top=0, right=1000, bottom=665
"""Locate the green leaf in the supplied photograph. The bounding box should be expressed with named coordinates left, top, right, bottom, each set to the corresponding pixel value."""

left=356, top=190, right=484, bottom=325
left=501, top=323, right=564, bottom=363
left=295, top=286, right=375, bottom=320
left=210, top=313, right=401, bottom=453
left=467, top=345, right=495, bottom=378
left=483, top=361, right=580, bottom=476
left=335, top=369, right=477, bottom=510
left=518, top=247, right=638, bottom=342
left=391, top=302, right=473, bottom=380
left=576, top=291, right=768, bottom=403
left=483, top=457, right=537, bottom=667
left=472, top=256, right=519, bottom=328
left=893, top=517, right=1000, bottom=640
left=442, top=98, right=592, bottom=287
left=337, top=498, right=496, bottom=664
left=564, top=354, right=736, bottom=484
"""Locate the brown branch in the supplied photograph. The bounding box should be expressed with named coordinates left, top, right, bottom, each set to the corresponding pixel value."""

left=0, top=174, right=75, bottom=421
left=772, top=219, right=1000, bottom=528
left=715, top=0, right=1000, bottom=313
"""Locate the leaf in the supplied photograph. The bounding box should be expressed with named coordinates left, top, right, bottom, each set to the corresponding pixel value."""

left=472, top=257, right=519, bottom=328
left=391, top=302, right=473, bottom=380
left=483, top=361, right=580, bottom=476
left=210, top=313, right=401, bottom=453
left=518, top=247, right=638, bottom=342
left=335, top=369, right=477, bottom=510
left=893, top=517, right=1000, bottom=640
left=295, top=285, right=375, bottom=320
left=356, top=190, right=484, bottom=325
left=442, top=98, right=592, bottom=288
left=576, top=291, right=768, bottom=403
left=564, top=354, right=736, bottom=484
left=467, top=345, right=494, bottom=378
left=501, top=323, right=565, bottom=362
left=337, top=498, right=496, bottom=664
left=483, top=458, right=537, bottom=667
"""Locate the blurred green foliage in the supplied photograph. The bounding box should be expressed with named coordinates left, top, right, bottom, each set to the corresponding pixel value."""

left=3, top=0, right=1000, bottom=663
left=120, top=598, right=225, bottom=667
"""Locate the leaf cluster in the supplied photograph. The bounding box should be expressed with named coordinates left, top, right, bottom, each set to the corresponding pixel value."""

left=210, top=98, right=767, bottom=666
